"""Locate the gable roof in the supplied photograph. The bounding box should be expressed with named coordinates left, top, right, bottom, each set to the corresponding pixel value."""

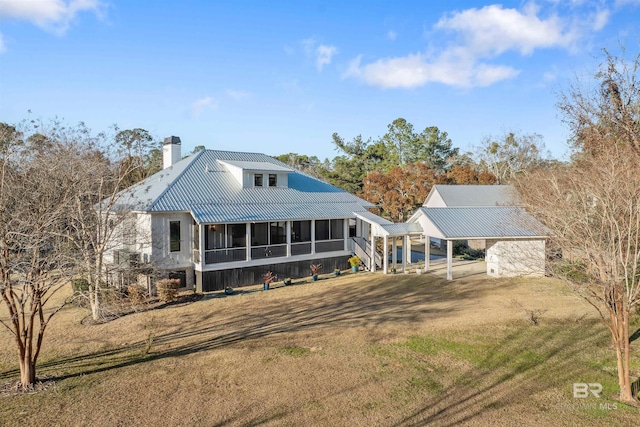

left=417, top=207, right=548, bottom=240
left=115, top=149, right=375, bottom=223
left=425, top=185, right=517, bottom=207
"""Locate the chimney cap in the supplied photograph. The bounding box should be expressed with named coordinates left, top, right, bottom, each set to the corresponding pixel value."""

left=163, top=136, right=181, bottom=145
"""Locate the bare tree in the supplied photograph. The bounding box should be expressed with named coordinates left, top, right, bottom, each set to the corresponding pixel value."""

left=514, top=47, right=640, bottom=404
left=0, top=123, right=77, bottom=388
left=475, top=131, right=549, bottom=184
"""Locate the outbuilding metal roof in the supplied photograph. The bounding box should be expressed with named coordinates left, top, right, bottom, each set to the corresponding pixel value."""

left=116, top=149, right=376, bottom=223
left=418, top=206, right=548, bottom=239
left=428, top=185, right=518, bottom=207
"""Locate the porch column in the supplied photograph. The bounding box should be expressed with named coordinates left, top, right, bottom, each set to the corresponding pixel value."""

left=311, top=220, right=316, bottom=254
left=199, top=223, right=205, bottom=265
left=392, top=236, right=397, bottom=271
left=404, top=235, right=411, bottom=270
left=447, top=239, right=453, bottom=280
left=425, top=235, right=430, bottom=272
left=286, top=221, right=291, bottom=257
left=343, top=218, right=349, bottom=251
left=370, top=236, right=376, bottom=272
left=401, top=235, right=407, bottom=273
left=383, top=235, right=389, bottom=274
left=246, top=222, right=252, bottom=261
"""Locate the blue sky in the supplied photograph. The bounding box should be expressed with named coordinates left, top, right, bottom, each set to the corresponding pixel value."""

left=1, top=1, right=639, bottom=161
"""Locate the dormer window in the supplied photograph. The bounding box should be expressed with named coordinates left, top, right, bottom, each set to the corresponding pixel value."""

left=254, top=174, right=263, bottom=187
left=269, top=174, right=277, bottom=187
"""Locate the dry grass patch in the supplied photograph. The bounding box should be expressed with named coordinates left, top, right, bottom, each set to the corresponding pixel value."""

left=0, top=264, right=638, bottom=426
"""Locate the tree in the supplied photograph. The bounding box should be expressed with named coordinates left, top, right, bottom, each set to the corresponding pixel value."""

left=0, top=122, right=77, bottom=388
left=325, top=133, right=383, bottom=194
left=379, top=118, right=458, bottom=172
left=445, top=164, right=497, bottom=185
left=514, top=48, right=640, bottom=404
left=274, top=152, right=329, bottom=179
left=114, top=128, right=161, bottom=187
left=362, top=162, right=443, bottom=222
left=475, top=131, right=548, bottom=184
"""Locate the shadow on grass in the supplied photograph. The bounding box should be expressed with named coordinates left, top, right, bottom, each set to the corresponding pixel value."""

left=0, top=272, right=482, bottom=384
left=390, top=320, right=622, bottom=427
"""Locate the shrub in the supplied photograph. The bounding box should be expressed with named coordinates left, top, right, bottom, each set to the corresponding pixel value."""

left=157, top=278, right=180, bottom=302
left=310, top=264, right=322, bottom=276
left=127, top=284, right=147, bottom=305
left=71, top=278, right=90, bottom=292
left=262, top=271, right=277, bottom=284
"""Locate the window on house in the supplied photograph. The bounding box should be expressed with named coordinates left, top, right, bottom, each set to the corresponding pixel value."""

left=315, top=220, right=330, bottom=241
left=269, top=174, right=277, bottom=187
left=291, top=220, right=311, bottom=242
left=193, top=221, right=200, bottom=250
left=230, top=224, right=246, bottom=247
left=251, top=222, right=269, bottom=246
left=254, top=174, right=263, bottom=187
left=349, top=219, right=356, bottom=238
left=169, top=221, right=181, bottom=252
left=270, top=221, right=287, bottom=244
left=331, top=219, right=344, bottom=239
left=205, top=224, right=246, bottom=249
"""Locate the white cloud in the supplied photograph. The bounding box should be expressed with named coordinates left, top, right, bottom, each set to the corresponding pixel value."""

left=345, top=3, right=599, bottom=89
left=190, top=96, right=215, bottom=118
left=0, top=0, right=104, bottom=35
left=387, top=30, right=397, bottom=41
left=435, top=4, right=577, bottom=56
left=299, top=38, right=338, bottom=72
left=225, top=89, right=250, bottom=101
left=316, top=44, right=337, bottom=71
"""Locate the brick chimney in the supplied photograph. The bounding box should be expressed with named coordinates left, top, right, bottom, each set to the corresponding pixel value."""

left=163, top=136, right=181, bottom=169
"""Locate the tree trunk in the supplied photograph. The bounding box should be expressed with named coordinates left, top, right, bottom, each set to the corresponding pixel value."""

left=19, top=355, right=36, bottom=388
left=610, top=295, right=635, bottom=403
left=90, top=284, right=102, bottom=321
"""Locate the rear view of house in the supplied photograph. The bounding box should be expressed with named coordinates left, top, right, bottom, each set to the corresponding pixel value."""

left=108, top=137, right=382, bottom=291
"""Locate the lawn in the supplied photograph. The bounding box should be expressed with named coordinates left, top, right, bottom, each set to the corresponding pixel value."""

left=0, top=263, right=638, bottom=426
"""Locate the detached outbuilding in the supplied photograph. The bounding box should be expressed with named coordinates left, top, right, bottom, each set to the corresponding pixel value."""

left=408, top=185, right=549, bottom=280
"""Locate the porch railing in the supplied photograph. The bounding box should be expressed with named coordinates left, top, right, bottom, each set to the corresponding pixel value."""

left=251, top=244, right=287, bottom=259
left=204, top=248, right=246, bottom=264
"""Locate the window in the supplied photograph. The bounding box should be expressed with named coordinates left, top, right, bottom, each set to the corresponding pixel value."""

left=230, top=224, right=246, bottom=248
left=270, top=221, right=286, bottom=244
left=315, top=219, right=344, bottom=241
left=315, top=220, right=330, bottom=241
left=331, top=219, right=344, bottom=239
left=169, top=221, right=181, bottom=252
left=254, top=174, right=263, bottom=187
left=193, top=221, right=200, bottom=250
left=205, top=224, right=246, bottom=249
left=251, top=222, right=269, bottom=246
left=269, top=174, right=277, bottom=187
left=291, top=220, right=311, bottom=242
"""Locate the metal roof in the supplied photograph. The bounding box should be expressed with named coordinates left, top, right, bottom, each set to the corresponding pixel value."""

left=379, top=222, right=423, bottom=236
left=217, top=159, right=294, bottom=172
left=427, top=185, right=518, bottom=207
left=418, top=207, right=548, bottom=239
left=116, top=149, right=377, bottom=223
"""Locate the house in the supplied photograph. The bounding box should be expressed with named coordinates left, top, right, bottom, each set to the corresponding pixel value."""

left=407, top=185, right=549, bottom=279
left=108, top=136, right=382, bottom=292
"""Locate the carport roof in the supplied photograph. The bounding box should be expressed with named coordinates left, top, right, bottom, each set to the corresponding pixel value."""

left=417, top=206, right=549, bottom=240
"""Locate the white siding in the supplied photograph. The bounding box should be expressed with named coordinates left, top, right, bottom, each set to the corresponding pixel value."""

left=150, top=212, right=194, bottom=269
left=486, top=239, right=545, bottom=278
left=424, top=190, right=446, bottom=207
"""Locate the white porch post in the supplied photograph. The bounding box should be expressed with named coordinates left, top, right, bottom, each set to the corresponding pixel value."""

left=401, top=235, right=407, bottom=273
left=286, top=221, right=292, bottom=257
left=447, top=239, right=453, bottom=280
left=370, top=236, right=376, bottom=272
left=404, top=235, right=411, bottom=270
left=311, top=220, right=316, bottom=254
left=343, top=218, right=349, bottom=251
left=425, top=235, right=430, bottom=272
left=246, top=222, right=252, bottom=261
left=383, top=235, right=389, bottom=274
left=199, top=223, right=205, bottom=265
left=392, top=236, right=397, bottom=271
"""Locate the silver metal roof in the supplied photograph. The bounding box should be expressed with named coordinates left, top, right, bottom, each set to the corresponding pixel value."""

left=116, top=149, right=376, bottom=223
left=379, top=222, right=423, bottom=236
left=217, top=159, right=294, bottom=172
left=428, top=185, right=518, bottom=207
left=419, top=207, right=548, bottom=239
